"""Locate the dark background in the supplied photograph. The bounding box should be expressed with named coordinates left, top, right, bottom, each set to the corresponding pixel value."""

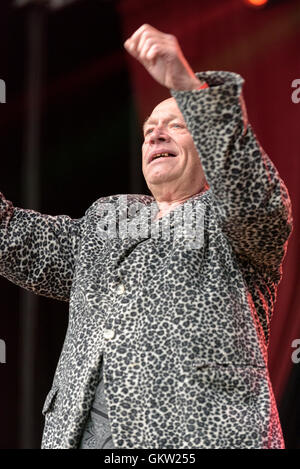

left=0, top=0, right=299, bottom=449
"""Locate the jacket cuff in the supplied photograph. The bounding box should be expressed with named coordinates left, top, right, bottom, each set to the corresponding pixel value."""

left=171, top=70, right=245, bottom=99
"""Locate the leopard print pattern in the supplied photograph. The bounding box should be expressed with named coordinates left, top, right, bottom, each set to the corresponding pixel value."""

left=0, top=71, right=292, bottom=448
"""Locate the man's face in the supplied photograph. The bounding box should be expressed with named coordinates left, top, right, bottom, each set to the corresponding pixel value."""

left=142, top=98, right=205, bottom=194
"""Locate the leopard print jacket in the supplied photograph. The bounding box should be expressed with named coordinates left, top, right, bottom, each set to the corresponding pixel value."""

left=0, top=71, right=292, bottom=448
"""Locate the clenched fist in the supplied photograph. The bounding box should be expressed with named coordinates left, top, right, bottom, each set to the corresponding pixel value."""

left=124, top=24, right=205, bottom=91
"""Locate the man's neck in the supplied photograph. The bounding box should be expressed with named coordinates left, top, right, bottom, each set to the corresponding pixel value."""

left=153, top=184, right=208, bottom=219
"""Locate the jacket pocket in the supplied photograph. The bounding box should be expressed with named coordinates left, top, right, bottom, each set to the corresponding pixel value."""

left=189, top=361, right=267, bottom=398
left=42, top=386, right=59, bottom=415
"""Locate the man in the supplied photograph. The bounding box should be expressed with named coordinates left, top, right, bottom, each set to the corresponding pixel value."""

left=0, top=25, right=292, bottom=449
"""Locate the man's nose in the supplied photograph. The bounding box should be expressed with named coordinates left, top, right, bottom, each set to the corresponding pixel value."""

left=149, top=127, right=170, bottom=144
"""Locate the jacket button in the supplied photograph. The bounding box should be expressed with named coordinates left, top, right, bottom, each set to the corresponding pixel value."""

left=115, top=283, right=125, bottom=295
left=103, top=329, right=115, bottom=340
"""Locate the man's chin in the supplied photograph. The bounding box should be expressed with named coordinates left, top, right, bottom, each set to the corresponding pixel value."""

left=144, top=169, right=178, bottom=186
left=145, top=175, right=175, bottom=187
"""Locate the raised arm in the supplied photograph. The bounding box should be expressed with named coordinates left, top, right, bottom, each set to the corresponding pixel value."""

left=124, top=24, right=292, bottom=281
left=171, top=72, right=292, bottom=280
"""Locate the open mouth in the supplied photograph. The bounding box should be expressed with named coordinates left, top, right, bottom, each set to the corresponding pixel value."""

left=150, top=152, right=177, bottom=163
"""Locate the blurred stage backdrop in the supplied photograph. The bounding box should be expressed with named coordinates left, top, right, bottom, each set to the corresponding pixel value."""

left=0, top=0, right=299, bottom=448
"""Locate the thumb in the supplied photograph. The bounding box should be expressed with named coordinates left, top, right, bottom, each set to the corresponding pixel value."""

left=124, top=38, right=137, bottom=58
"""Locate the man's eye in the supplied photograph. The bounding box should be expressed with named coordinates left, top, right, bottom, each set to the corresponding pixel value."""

left=172, top=123, right=184, bottom=128
left=145, top=128, right=153, bottom=135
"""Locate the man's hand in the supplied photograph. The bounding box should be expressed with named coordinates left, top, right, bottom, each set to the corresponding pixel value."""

left=124, top=24, right=204, bottom=91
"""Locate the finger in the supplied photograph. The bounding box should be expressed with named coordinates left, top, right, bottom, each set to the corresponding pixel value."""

left=125, top=24, right=151, bottom=53
left=138, top=36, right=157, bottom=60
left=139, top=31, right=175, bottom=57
left=145, top=43, right=160, bottom=62
left=124, top=38, right=139, bottom=58
left=139, top=30, right=174, bottom=56
left=124, top=30, right=153, bottom=58
left=125, top=24, right=163, bottom=56
left=135, top=31, right=154, bottom=56
left=125, top=30, right=159, bottom=61
left=129, top=23, right=159, bottom=44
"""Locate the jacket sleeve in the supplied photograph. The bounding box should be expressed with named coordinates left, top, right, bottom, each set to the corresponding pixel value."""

left=171, top=71, right=293, bottom=282
left=0, top=192, right=83, bottom=301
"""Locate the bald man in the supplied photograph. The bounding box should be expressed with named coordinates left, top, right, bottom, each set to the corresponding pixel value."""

left=0, top=25, right=292, bottom=449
